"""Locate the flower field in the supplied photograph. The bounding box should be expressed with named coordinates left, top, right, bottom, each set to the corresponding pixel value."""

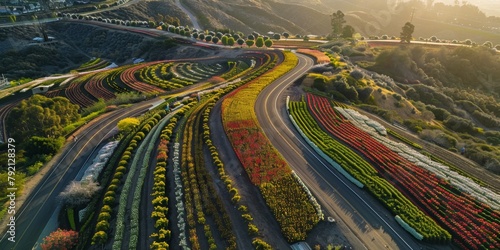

left=221, top=51, right=321, bottom=242
left=296, top=49, right=330, bottom=64
left=304, top=93, right=500, bottom=249
left=288, top=100, right=449, bottom=242
left=64, top=74, right=98, bottom=108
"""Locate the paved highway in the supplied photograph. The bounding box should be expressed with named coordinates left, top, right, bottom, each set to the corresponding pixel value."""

left=0, top=97, right=163, bottom=250
left=255, top=53, right=438, bottom=250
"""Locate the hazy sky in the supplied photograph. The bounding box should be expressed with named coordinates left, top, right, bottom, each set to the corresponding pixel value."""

left=436, top=0, right=500, bottom=16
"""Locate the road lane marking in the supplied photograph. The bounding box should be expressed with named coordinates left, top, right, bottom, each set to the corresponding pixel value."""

left=4, top=101, right=155, bottom=248
left=260, top=53, right=415, bottom=250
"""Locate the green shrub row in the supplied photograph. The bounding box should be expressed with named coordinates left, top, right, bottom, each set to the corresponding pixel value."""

left=289, top=101, right=451, bottom=243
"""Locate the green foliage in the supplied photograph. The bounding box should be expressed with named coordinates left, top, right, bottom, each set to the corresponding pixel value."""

left=342, top=25, right=355, bottom=38
left=289, top=101, right=451, bottom=242
left=400, top=22, right=415, bottom=43
left=425, top=105, right=450, bottom=121
left=252, top=238, right=272, bottom=250
left=7, top=95, right=80, bottom=140
left=264, top=39, right=273, bottom=48
left=330, top=10, right=346, bottom=37
left=246, top=39, right=255, bottom=47
left=117, top=117, right=140, bottom=133
left=26, top=136, right=64, bottom=156
left=443, top=115, right=475, bottom=134
left=91, top=231, right=107, bottom=245
left=255, top=37, right=264, bottom=48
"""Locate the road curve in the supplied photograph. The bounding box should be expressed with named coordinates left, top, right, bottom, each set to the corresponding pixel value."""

left=255, top=53, right=432, bottom=250
left=0, top=97, right=163, bottom=250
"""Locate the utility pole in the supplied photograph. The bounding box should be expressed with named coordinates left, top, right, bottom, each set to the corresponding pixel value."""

left=410, top=7, right=416, bottom=23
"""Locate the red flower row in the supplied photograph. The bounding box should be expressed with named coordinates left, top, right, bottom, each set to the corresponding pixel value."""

left=306, top=93, right=500, bottom=249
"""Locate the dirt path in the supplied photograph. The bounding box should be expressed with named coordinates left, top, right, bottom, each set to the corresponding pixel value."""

left=210, top=100, right=291, bottom=250
left=138, top=144, right=158, bottom=250
left=202, top=144, right=254, bottom=249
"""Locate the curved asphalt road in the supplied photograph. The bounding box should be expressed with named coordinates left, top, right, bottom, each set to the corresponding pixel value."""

left=0, top=97, right=163, bottom=250
left=255, top=53, right=438, bottom=250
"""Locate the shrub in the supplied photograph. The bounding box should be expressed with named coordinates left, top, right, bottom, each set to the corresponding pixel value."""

left=248, top=223, right=259, bottom=235
left=98, top=212, right=111, bottom=221
left=101, top=205, right=112, bottom=213
left=252, top=238, right=272, bottom=249
left=41, top=229, right=78, bottom=250
left=103, top=196, right=115, bottom=206
left=91, top=231, right=107, bottom=245
left=350, top=69, right=364, bottom=80
left=96, top=220, right=110, bottom=231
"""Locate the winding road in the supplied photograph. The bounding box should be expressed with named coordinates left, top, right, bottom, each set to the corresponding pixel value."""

left=255, top=53, right=446, bottom=250
left=0, top=97, right=163, bottom=250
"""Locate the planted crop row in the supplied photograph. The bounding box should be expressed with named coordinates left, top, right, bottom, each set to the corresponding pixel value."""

left=149, top=114, right=183, bottom=249
left=84, top=72, right=116, bottom=100
left=180, top=102, right=214, bottom=250
left=202, top=99, right=265, bottom=248
left=64, top=74, right=97, bottom=108
left=91, top=112, right=164, bottom=246
left=76, top=58, right=111, bottom=72
left=296, top=49, right=330, bottom=64
left=119, top=63, right=164, bottom=94
left=137, top=63, right=187, bottom=90
left=221, top=51, right=320, bottom=242
left=386, top=129, right=423, bottom=150
left=112, top=112, right=166, bottom=250
left=103, top=67, right=130, bottom=93
left=306, top=94, right=500, bottom=249
left=289, top=100, right=449, bottom=242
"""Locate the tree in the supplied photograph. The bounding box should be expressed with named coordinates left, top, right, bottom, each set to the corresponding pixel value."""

left=400, top=22, right=415, bottom=43
left=221, top=35, right=228, bottom=45
left=212, top=36, right=219, bottom=44
left=282, top=32, right=289, bottom=39
left=205, top=35, right=212, bottom=42
left=26, top=136, right=63, bottom=156
left=330, top=10, right=346, bottom=37
left=237, top=38, right=245, bottom=47
left=264, top=39, right=273, bottom=48
left=117, top=117, right=140, bottom=133
left=6, top=95, right=79, bottom=140
left=227, top=37, right=235, bottom=46
left=255, top=37, right=264, bottom=48
left=272, top=33, right=281, bottom=40
left=483, top=41, right=493, bottom=48
left=246, top=39, right=254, bottom=47
left=342, top=25, right=355, bottom=38
left=41, top=229, right=78, bottom=250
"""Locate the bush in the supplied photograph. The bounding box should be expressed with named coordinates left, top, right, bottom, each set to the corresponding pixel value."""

left=252, top=238, right=272, bottom=250
left=248, top=223, right=259, bottom=235
left=349, top=69, right=364, bottom=80
left=41, top=228, right=78, bottom=250
left=101, top=205, right=112, bottom=213
left=91, top=231, right=107, bottom=245
left=444, top=115, right=475, bottom=133
left=98, top=212, right=111, bottom=221
left=96, top=220, right=110, bottom=231
left=103, top=196, right=115, bottom=206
